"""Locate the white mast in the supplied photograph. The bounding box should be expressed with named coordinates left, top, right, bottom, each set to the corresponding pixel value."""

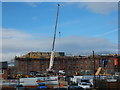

left=47, top=4, right=60, bottom=72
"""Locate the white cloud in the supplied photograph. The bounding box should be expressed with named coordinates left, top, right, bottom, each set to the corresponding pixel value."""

left=2, top=28, right=32, bottom=39
left=1, top=28, right=118, bottom=61
left=2, top=52, right=20, bottom=62
left=64, top=2, right=118, bottom=14
left=81, top=2, right=118, bottom=14
left=2, top=2, right=118, bottom=15
left=94, top=29, right=118, bottom=37
left=56, top=36, right=118, bottom=55
left=32, top=16, right=37, bottom=20
left=25, top=2, right=41, bottom=7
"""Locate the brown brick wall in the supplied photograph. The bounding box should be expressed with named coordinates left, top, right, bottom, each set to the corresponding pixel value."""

left=0, top=69, right=8, bottom=80
left=15, top=55, right=119, bottom=76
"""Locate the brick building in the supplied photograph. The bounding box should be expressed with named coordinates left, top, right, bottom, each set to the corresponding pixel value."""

left=15, top=52, right=120, bottom=76
left=0, top=62, right=8, bottom=79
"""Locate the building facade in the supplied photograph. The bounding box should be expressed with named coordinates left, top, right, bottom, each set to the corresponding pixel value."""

left=0, top=62, right=8, bottom=79
left=15, top=52, right=120, bottom=76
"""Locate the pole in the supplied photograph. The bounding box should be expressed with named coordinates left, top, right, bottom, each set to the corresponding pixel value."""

left=93, top=51, right=96, bottom=89
left=98, top=57, right=101, bottom=89
left=16, top=78, right=20, bottom=90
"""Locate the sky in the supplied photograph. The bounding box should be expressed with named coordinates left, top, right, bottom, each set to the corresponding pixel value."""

left=1, top=2, right=119, bottom=61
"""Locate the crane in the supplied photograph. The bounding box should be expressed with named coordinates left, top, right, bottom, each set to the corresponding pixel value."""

left=47, top=4, right=60, bottom=73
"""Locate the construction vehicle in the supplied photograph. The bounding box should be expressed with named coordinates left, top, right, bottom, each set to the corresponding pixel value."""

left=95, top=67, right=111, bottom=76
left=47, top=4, right=60, bottom=73
left=95, top=59, right=111, bottom=76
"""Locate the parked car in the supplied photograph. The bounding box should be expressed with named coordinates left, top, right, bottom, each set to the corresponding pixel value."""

left=38, top=83, right=47, bottom=89
left=78, top=82, right=92, bottom=89
left=68, top=83, right=84, bottom=90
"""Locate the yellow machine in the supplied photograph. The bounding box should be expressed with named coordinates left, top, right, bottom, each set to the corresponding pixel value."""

left=15, top=74, right=22, bottom=78
left=95, top=67, right=111, bottom=76
left=75, top=72, right=79, bottom=76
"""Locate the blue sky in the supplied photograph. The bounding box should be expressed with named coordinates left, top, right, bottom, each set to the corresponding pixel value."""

left=1, top=2, right=118, bottom=61
left=3, top=2, right=118, bottom=41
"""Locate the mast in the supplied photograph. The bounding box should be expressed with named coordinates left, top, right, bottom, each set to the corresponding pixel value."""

left=47, top=4, right=60, bottom=72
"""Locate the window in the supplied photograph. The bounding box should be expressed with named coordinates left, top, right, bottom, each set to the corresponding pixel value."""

left=0, top=69, right=4, bottom=74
